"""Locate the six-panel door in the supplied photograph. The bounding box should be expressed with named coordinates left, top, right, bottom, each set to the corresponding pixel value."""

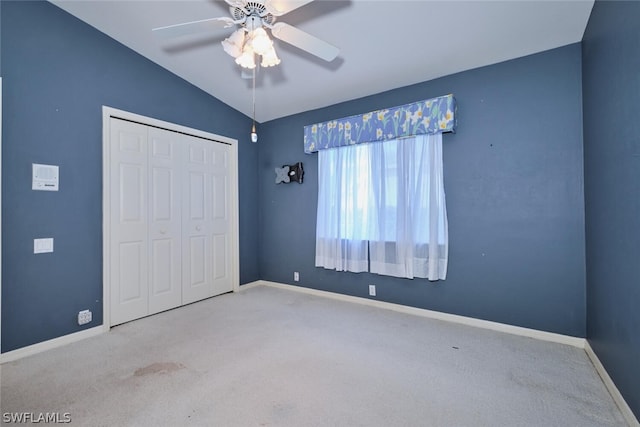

left=148, top=127, right=183, bottom=315
left=109, top=118, right=232, bottom=326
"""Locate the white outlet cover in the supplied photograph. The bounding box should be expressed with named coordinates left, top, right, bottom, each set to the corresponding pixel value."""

left=78, top=310, right=92, bottom=325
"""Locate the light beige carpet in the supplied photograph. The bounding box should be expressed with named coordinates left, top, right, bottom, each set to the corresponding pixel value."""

left=0, top=284, right=628, bottom=426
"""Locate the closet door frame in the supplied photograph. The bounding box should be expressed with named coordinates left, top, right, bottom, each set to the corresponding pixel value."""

left=102, top=106, right=239, bottom=330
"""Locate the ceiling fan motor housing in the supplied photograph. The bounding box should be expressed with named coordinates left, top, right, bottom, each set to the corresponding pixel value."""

left=231, top=1, right=276, bottom=28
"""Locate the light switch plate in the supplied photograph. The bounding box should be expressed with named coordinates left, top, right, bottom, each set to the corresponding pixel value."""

left=34, top=238, right=54, bottom=254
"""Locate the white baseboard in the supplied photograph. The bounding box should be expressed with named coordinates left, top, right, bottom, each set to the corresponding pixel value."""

left=0, top=281, right=585, bottom=359
left=238, top=280, right=264, bottom=290
left=585, top=341, right=639, bottom=427
left=2, top=280, right=636, bottom=425
left=0, top=280, right=266, bottom=363
left=249, top=280, right=586, bottom=348
left=0, top=325, right=107, bottom=364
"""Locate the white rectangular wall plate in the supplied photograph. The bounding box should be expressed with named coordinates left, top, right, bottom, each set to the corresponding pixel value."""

left=34, top=238, right=54, bottom=254
left=32, top=163, right=59, bottom=191
left=78, top=310, right=92, bottom=325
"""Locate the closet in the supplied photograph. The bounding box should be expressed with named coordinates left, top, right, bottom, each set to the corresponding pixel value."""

left=106, top=115, right=236, bottom=326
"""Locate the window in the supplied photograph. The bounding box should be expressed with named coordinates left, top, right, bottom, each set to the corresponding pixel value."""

left=315, top=133, right=448, bottom=280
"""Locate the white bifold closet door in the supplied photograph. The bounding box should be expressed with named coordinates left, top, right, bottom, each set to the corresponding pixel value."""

left=109, top=118, right=232, bottom=326
left=182, top=134, right=233, bottom=304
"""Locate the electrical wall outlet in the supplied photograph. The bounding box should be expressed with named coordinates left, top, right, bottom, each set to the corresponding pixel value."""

left=369, top=285, right=376, bottom=296
left=78, top=310, right=92, bottom=325
left=294, top=271, right=300, bottom=282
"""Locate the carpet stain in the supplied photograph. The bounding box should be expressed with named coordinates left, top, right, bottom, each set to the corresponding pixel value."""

left=272, top=402, right=298, bottom=421
left=134, top=362, right=185, bottom=376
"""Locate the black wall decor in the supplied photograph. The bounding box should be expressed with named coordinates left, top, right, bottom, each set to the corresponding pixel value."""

left=275, top=162, right=304, bottom=184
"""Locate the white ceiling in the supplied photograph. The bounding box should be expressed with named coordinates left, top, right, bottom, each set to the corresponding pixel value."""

left=49, top=0, right=594, bottom=123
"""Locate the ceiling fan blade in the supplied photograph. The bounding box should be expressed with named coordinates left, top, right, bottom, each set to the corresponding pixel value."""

left=265, top=0, right=315, bottom=16
left=271, top=22, right=339, bottom=62
left=152, top=17, right=235, bottom=39
left=224, top=0, right=247, bottom=7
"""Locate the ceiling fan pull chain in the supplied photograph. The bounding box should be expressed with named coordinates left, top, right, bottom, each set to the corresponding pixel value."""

left=251, top=65, right=258, bottom=143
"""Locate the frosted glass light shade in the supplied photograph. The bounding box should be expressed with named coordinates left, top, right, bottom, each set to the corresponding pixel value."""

left=251, top=27, right=271, bottom=55
left=222, top=29, right=245, bottom=58
left=261, top=45, right=281, bottom=67
left=235, top=45, right=256, bottom=69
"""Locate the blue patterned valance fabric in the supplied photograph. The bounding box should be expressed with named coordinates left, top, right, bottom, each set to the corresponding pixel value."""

left=304, top=94, right=456, bottom=153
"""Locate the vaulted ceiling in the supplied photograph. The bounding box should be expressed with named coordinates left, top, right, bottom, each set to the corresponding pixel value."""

left=49, top=0, right=594, bottom=123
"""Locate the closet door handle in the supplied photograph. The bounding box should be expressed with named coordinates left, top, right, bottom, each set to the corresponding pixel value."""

left=195, top=225, right=202, bottom=231
left=159, top=228, right=167, bottom=235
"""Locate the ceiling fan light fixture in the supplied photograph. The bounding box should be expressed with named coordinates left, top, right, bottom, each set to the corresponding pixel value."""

left=156, top=0, right=341, bottom=75
left=235, top=44, right=256, bottom=69
left=261, top=45, right=281, bottom=67
left=222, top=29, right=246, bottom=58
left=250, top=27, right=272, bottom=56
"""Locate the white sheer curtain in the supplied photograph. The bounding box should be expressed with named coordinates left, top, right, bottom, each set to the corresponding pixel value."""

left=315, top=133, right=448, bottom=280
left=368, top=134, right=448, bottom=280
left=315, top=144, right=372, bottom=272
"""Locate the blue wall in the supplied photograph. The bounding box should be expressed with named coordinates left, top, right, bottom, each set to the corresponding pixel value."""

left=258, top=44, right=586, bottom=337
left=0, top=1, right=3, bottom=75
left=582, top=0, right=640, bottom=417
left=0, top=1, right=259, bottom=352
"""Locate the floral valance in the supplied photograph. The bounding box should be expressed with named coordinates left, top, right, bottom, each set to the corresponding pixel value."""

left=304, top=94, right=456, bottom=153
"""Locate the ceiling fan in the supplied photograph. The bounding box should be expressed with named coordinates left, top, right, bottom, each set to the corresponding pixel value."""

left=153, top=0, right=340, bottom=69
